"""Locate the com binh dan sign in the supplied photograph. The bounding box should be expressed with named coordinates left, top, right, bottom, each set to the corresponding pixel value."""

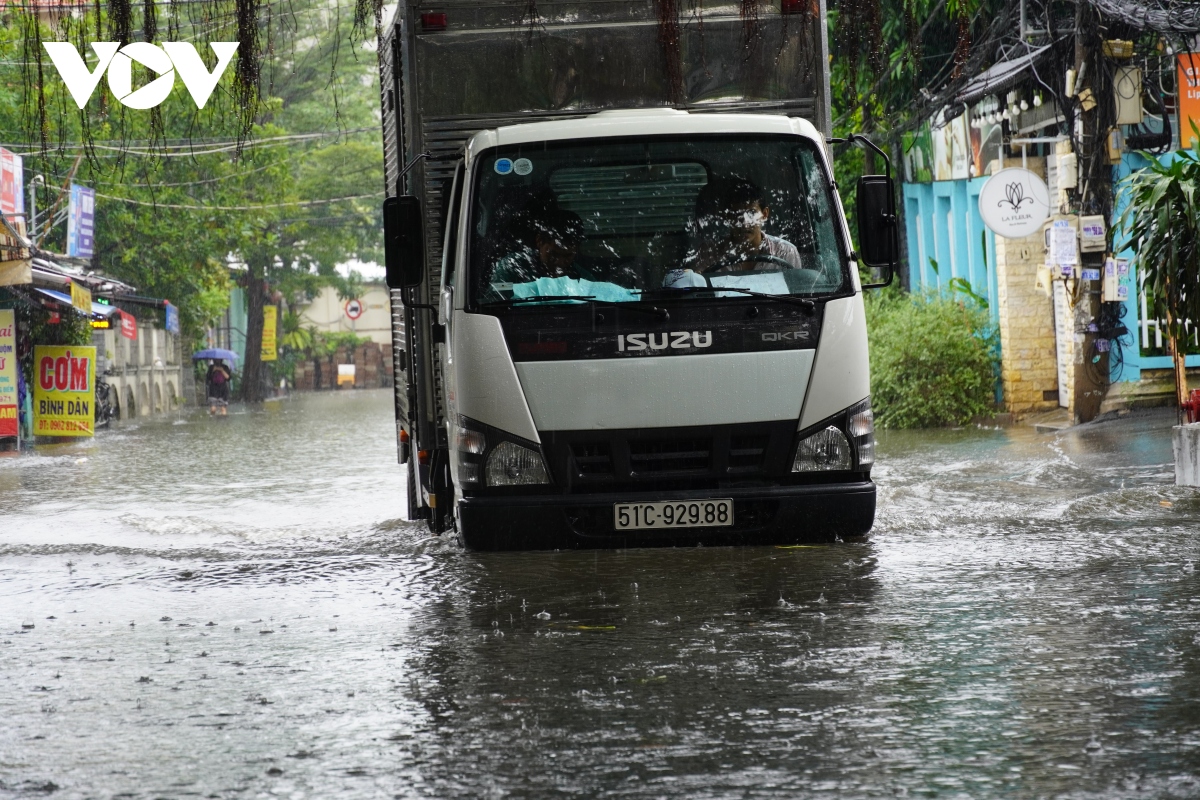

left=33, top=345, right=96, bottom=438
left=42, top=42, right=238, bottom=110
left=978, top=167, right=1051, bottom=239
left=0, top=310, right=17, bottom=439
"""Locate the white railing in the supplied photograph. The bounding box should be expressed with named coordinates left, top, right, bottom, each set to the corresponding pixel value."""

left=1141, top=290, right=1200, bottom=351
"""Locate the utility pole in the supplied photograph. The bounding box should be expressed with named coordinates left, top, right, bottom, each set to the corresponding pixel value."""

left=1071, top=0, right=1112, bottom=424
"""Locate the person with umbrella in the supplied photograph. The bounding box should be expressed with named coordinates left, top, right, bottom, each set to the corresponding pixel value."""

left=192, top=348, right=239, bottom=416
left=205, top=360, right=231, bottom=414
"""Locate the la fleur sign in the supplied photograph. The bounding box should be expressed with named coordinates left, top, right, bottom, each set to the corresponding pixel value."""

left=978, top=167, right=1051, bottom=239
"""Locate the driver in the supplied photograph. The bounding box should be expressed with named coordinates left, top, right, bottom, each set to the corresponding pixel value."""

left=491, top=200, right=588, bottom=284
left=690, top=178, right=802, bottom=273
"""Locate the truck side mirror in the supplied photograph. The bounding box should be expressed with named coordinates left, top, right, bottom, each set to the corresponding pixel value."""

left=383, top=195, right=425, bottom=289
left=856, top=175, right=898, bottom=288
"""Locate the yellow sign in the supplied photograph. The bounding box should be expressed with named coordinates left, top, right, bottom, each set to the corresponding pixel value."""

left=1181, top=54, right=1200, bottom=145
left=261, top=304, right=278, bottom=362
left=70, top=281, right=92, bottom=313
left=33, top=345, right=95, bottom=438
left=0, top=310, right=17, bottom=438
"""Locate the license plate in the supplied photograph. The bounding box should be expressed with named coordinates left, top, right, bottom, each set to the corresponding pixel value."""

left=613, top=499, right=734, bottom=530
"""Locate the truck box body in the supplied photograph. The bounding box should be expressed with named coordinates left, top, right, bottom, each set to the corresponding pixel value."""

left=380, top=0, right=878, bottom=548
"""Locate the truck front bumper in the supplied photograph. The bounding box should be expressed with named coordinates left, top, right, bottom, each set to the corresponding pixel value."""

left=456, top=481, right=875, bottom=551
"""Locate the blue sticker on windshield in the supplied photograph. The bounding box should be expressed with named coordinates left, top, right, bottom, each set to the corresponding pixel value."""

left=494, top=158, right=514, bottom=175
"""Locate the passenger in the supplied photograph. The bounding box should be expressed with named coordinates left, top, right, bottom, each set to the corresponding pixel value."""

left=689, top=178, right=802, bottom=273
left=491, top=202, right=587, bottom=284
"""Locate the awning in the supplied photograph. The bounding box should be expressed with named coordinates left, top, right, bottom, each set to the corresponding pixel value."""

left=34, top=287, right=120, bottom=318
left=955, top=44, right=1055, bottom=106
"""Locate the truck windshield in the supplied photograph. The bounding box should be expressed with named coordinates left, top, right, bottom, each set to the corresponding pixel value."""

left=468, top=136, right=846, bottom=307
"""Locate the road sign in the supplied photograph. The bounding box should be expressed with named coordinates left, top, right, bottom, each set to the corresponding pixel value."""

left=345, top=298, right=364, bottom=320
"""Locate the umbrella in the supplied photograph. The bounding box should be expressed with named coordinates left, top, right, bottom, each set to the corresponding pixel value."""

left=192, top=348, right=239, bottom=364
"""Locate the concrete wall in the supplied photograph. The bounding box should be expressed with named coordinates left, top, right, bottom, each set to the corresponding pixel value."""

left=93, top=324, right=184, bottom=419
left=902, top=176, right=999, bottom=323
left=296, top=284, right=392, bottom=346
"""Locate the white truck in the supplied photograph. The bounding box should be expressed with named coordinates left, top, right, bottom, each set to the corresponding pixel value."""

left=378, top=0, right=898, bottom=549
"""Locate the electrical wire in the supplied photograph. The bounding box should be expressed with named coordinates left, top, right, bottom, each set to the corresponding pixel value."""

left=0, top=127, right=376, bottom=157
left=84, top=190, right=383, bottom=210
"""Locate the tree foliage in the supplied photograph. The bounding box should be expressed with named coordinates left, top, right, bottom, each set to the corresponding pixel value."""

left=828, top=0, right=1007, bottom=240
left=0, top=3, right=384, bottom=401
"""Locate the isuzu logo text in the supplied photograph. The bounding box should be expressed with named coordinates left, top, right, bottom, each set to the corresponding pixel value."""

left=617, top=331, right=712, bottom=352
left=43, top=42, right=239, bottom=110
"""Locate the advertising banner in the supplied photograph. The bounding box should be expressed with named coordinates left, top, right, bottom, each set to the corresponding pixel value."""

left=0, top=309, right=17, bottom=438
left=119, top=310, right=137, bottom=340
left=0, top=147, right=24, bottom=217
left=970, top=108, right=1003, bottom=177
left=164, top=302, right=180, bottom=334
left=70, top=280, right=92, bottom=313
left=261, top=305, right=277, bottom=361
left=1180, top=54, right=1200, bottom=145
left=949, top=114, right=970, bottom=180
left=66, top=184, right=96, bottom=258
left=902, top=124, right=933, bottom=183
left=933, top=116, right=954, bottom=181
left=33, top=345, right=96, bottom=438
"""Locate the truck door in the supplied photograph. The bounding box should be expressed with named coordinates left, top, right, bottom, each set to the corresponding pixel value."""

left=437, top=161, right=465, bottom=418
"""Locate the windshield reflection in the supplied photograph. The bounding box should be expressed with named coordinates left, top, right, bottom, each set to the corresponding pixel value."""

left=471, top=137, right=846, bottom=307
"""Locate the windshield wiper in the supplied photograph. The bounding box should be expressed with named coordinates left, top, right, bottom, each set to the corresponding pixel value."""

left=482, top=295, right=669, bottom=319
left=483, top=295, right=598, bottom=307
left=636, top=286, right=816, bottom=313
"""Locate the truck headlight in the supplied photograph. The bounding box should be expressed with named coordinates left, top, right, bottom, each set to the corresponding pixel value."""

left=454, top=417, right=487, bottom=486
left=791, top=425, right=853, bottom=472
left=486, top=441, right=550, bottom=486
left=847, top=397, right=875, bottom=468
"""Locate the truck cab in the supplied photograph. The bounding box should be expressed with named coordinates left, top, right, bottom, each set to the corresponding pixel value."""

left=379, top=0, right=897, bottom=549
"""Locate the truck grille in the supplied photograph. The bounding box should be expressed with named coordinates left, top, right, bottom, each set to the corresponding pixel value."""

left=571, top=442, right=613, bottom=476
left=728, top=435, right=770, bottom=473
left=629, top=438, right=711, bottom=474
left=545, top=421, right=796, bottom=486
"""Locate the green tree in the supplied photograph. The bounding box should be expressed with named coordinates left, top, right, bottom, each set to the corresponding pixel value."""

left=1118, top=135, right=1200, bottom=411
left=0, top=1, right=384, bottom=385
left=828, top=0, right=1007, bottom=240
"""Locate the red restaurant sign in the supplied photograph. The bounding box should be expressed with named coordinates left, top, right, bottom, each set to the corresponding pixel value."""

left=119, top=310, right=137, bottom=340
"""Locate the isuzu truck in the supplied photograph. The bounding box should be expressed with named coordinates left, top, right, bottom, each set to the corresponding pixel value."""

left=378, top=0, right=898, bottom=549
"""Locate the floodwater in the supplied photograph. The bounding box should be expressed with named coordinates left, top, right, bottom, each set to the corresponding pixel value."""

left=3, top=390, right=1200, bottom=799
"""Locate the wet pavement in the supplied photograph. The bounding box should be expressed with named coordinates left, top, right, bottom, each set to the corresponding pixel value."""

left=4, top=390, right=1200, bottom=799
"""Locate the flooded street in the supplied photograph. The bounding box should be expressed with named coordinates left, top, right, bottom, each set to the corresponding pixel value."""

left=4, top=390, right=1200, bottom=798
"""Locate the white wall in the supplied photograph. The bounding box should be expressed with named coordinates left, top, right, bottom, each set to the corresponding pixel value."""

left=296, top=284, right=391, bottom=345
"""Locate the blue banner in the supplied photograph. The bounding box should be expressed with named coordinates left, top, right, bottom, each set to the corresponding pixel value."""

left=164, top=302, right=180, bottom=335
left=66, top=184, right=95, bottom=258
